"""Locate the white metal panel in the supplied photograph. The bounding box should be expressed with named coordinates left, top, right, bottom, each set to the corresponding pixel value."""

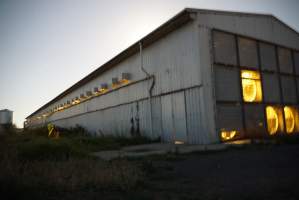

left=198, top=27, right=219, bottom=144
left=28, top=20, right=201, bottom=128
left=214, top=66, right=240, bottom=101
left=0, top=110, right=13, bottom=124
left=140, top=22, right=201, bottom=96
left=244, top=104, right=266, bottom=136
left=160, top=91, right=188, bottom=143
left=216, top=104, right=243, bottom=131
left=172, top=91, right=187, bottom=142
left=294, top=51, right=299, bottom=75
left=262, top=73, right=281, bottom=103
left=151, top=96, right=162, bottom=139
left=281, top=76, right=297, bottom=103
left=185, top=87, right=204, bottom=144
left=161, top=94, right=173, bottom=142
left=138, top=99, right=152, bottom=137
left=197, top=11, right=299, bottom=49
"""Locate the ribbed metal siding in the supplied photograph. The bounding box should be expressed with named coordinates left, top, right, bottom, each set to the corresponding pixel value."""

left=262, top=73, right=281, bottom=103
left=281, top=76, right=297, bottom=103
left=143, top=22, right=200, bottom=96
left=51, top=88, right=205, bottom=144
left=161, top=94, right=174, bottom=142
left=172, top=92, right=187, bottom=142
left=185, top=87, right=205, bottom=144
left=214, top=66, right=240, bottom=101
left=216, top=104, right=243, bottom=132
left=161, top=91, right=188, bottom=143
left=138, top=99, right=151, bottom=137
left=0, top=110, right=13, bottom=125
left=151, top=96, right=162, bottom=139
left=294, top=51, right=299, bottom=75
left=198, top=12, right=299, bottom=49
left=244, top=104, right=266, bottom=137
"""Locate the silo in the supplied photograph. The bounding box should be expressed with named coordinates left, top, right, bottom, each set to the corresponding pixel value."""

left=0, top=109, right=13, bottom=125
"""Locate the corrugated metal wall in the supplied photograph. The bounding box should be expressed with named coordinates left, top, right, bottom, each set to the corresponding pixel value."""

left=28, top=19, right=207, bottom=144
left=208, top=11, right=299, bottom=141
left=50, top=85, right=204, bottom=143
left=27, top=10, right=299, bottom=144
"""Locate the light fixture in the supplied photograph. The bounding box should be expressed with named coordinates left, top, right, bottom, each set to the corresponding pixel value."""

left=80, top=94, right=86, bottom=100
left=99, top=83, right=108, bottom=93
left=265, top=106, right=284, bottom=135
left=112, top=77, right=119, bottom=88
left=86, top=91, right=92, bottom=97
left=284, top=106, right=296, bottom=134
left=221, top=130, right=238, bottom=141
left=174, top=141, right=184, bottom=145
left=121, top=73, right=131, bottom=84
left=241, top=70, right=262, bottom=102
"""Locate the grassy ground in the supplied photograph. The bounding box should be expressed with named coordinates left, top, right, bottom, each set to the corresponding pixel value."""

left=1, top=126, right=299, bottom=199
left=0, top=127, right=157, bottom=200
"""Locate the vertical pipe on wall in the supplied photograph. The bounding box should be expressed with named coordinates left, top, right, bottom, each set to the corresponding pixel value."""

left=139, top=42, right=155, bottom=138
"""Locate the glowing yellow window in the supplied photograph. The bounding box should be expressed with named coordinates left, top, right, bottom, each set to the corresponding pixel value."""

left=220, top=130, right=238, bottom=141
left=241, top=70, right=262, bottom=102
left=283, top=106, right=299, bottom=134
left=265, top=106, right=284, bottom=135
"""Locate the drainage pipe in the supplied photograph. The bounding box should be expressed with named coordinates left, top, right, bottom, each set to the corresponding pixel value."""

left=139, top=41, right=155, bottom=138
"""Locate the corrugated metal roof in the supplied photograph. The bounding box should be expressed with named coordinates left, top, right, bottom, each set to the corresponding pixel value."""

left=26, top=8, right=299, bottom=119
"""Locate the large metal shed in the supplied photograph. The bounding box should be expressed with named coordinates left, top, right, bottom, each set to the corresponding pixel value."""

left=25, top=8, right=299, bottom=144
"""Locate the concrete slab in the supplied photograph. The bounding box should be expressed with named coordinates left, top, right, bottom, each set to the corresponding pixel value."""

left=92, top=143, right=229, bottom=161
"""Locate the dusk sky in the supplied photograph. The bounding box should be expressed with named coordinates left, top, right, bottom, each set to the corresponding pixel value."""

left=0, top=0, right=298, bottom=128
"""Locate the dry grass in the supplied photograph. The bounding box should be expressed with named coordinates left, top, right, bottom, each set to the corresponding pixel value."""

left=0, top=130, right=147, bottom=199
left=0, top=157, right=143, bottom=191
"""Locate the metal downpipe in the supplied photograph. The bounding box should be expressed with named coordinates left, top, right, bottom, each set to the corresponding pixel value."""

left=139, top=42, right=155, bottom=139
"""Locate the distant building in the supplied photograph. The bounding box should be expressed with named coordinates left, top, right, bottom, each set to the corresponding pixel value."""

left=25, top=8, right=299, bottom=144
left=0, top=109, right=13, bottom=125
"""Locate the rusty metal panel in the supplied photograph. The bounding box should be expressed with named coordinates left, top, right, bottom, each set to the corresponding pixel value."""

left=262, top=73, right=281, bottom=103
left=244, top=104, right=266, bottom=137
left=214, top=65, right=240, bottom=101
left=281, top=76, right=297, bottom=103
